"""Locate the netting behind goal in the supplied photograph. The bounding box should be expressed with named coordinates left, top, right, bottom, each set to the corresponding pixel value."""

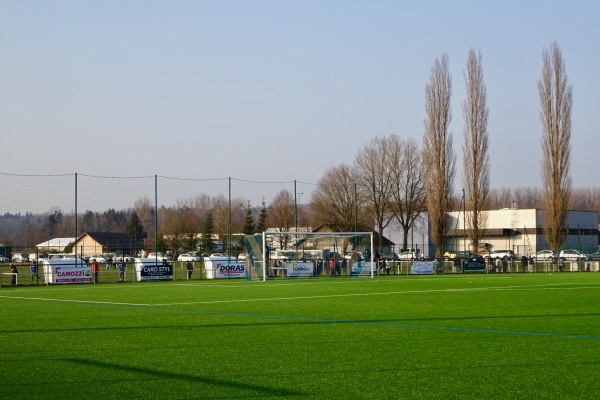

left=246, top=231, right=374, bottom=281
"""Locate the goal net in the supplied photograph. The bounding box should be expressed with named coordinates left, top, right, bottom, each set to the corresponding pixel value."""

left=244, top=231, right=374, bottom=281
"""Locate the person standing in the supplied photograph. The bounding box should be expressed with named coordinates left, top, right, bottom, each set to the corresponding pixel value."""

left=118, top=261, right=126, bottom=282
left=186, top=261, right=193, bottom=280
left=10, top=263, right=18, bottom=285
left=558, top=257, right=564, bottom=272
left=30, top=260, right=39, bottom=284
left=91, top=260, right=99, bottom=284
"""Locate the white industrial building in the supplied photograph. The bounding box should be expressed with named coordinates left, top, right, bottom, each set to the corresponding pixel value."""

left=444, top=208, right=598, bottom=257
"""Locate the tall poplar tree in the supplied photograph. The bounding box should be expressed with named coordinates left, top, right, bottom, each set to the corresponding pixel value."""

left=463, top=49, right=490, bottom=251
left=422, top=53, right=455, bottom=258
left=538, top=41, right=573, bottom=252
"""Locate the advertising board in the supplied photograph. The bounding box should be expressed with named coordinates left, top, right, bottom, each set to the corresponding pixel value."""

left=283, top=261, right=314, bottom=277
left=134, top=258, right=174, bottom=281
left=351, top=261, right=376, bottom=275
left=204, top=255, right=247, bottom=279
left=41, top=259, right=91, bottom=284
left=410, top=261, right=434, bottom=275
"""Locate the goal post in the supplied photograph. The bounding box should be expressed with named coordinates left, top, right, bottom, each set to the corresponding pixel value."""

left=251, top=231, right=374, bottom=281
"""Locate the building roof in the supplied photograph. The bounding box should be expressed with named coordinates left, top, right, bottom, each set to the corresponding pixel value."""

left=36, top=237, right=76, bottom=248
left=76, top=232, right=143, bottom=249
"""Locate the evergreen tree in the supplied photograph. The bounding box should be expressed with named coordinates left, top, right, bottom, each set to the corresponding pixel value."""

left=155, top=231, right=167, bottom=253
left=202, top=211, right=215, bottom=254
left=242, top=202, right=255, bottom=235
left=240, top=202, right=255, bottom=249
left=125, top=211, right=147, bottom=242
left=256, top=200, right=267, bottom=233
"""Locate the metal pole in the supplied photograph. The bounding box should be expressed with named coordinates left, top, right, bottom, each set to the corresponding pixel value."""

left=463, top=188, right=466, bottom=273
left=74, top=173, right=78, bottom=260
left=228, top=177, right=231, bottom=258
left=294, top=180, right=298, bottom=235
left=154, top=175, right=158, bottom=256
left=262, top=231, right=266, bottom=282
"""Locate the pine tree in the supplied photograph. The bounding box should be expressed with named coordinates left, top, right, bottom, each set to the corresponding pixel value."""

left=256, top=200, right=267, bottom=233
left=125, top=211, right=147, bottom=242
left=202, top=211, right=215, bottom=254
left=242, top=202, right=255, bottom=235
left=240, top=202, right=255, bottom=249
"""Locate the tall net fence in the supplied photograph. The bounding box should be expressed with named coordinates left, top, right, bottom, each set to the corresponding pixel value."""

left=0, top=173, right=318, bottom=255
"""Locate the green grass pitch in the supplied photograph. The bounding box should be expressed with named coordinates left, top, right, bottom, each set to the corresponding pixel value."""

left=1, top=273, right=599, bottom=399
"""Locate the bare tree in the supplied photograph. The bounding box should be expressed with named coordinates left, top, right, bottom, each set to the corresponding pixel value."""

left=389, top=136, right=427, bottom=251
left=310, top=164, right=370, bottom=253
left=538, top=41, right=573, bottom=252
left=422, top=53, right=455, bottom=258
left=162, top=206, right=200, bottom=254
left=134, top=197, right=155, bottom=238
left=268, top=190, right=295, bottom=249
left=463, top=49, right=490, bottom=251
left=310, top=164, right=369, bottom=230
left=354, top=136, right=395, bottom=253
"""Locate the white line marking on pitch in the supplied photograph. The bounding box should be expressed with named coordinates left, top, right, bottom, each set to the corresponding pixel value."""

left=1, top=282, right=597, bottom=308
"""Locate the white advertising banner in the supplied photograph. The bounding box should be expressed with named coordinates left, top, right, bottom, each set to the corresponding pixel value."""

left=411, top=261, right=434, bottom=275
left=41, top=259, right=92, bottom=284
left=284, top=262, right=314, bottom=277
left=351, top=261, right=376, bottom=275
left=205, top=256, right=247, bottom=279
left=214, top=262, right=246, bottom=278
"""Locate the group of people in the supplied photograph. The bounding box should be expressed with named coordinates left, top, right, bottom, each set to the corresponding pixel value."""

left=90, top=259, right=127, bottom=283
left=4, top=259, right=39, bottom=286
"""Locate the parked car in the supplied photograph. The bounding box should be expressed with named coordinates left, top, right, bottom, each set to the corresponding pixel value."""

left=148, top=252, right=173, bottom=262
left=89, top=254, right=107, bottom=263
left=456, top=251, right=485, bottom=263
left=178, top=252, right=202, bottom=262
left=11, top=253, right=29, bottom=262
left=590, top=251, right=600, bottom=260
left=28, top=253, right=48, bottom=262
left=398, top=250, right=424, bottom=260
left=380, top=251, right=399, bottom=261
left=114, top=253, right=135, bottom=262
left=443, top=250, right=459, bottom=260
left=532, top=250, right=557, bottom=262
left=484, top=250, right=516, bottom=261
left=0, top=256, right=9, bottom=263
left=559, top=249, right=591, bottom=261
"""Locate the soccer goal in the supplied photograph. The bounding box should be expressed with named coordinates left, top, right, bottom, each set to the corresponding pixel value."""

left=245, top=231, right=374, bottom=281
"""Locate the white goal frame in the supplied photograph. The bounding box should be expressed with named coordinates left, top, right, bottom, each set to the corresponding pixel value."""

left=260, top=231, right=375, bottom=281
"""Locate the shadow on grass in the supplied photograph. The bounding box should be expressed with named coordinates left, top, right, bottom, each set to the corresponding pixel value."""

left=2, top=310, right=600, bottom=335
left=63, top=357, right=304, bottom=397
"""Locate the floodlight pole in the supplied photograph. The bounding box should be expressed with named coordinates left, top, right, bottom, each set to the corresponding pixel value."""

left=154, top=175, right=158, bottom=257
left=74, top=173, right=78, bottom=260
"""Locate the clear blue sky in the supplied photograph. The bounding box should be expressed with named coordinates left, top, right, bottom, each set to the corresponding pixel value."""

left=1, top=0, right=598, bottom=189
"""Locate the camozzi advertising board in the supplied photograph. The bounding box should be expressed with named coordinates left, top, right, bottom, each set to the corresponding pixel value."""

left=41, top=259, right=92, bottom=284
